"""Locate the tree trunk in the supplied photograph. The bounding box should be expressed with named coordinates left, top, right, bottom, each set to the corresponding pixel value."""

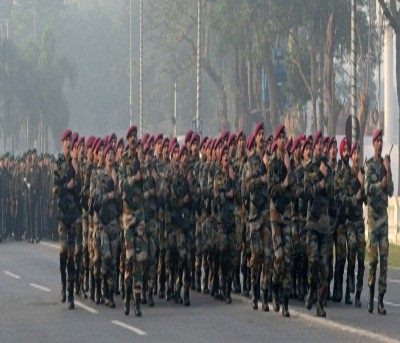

left=247, top=60, right=254, bottom=111
left=233, top=47, right=242, bottom=129
left=325, top=12, right=335, bottom=136
left=318, top=49, right=325, bottom=133
left=310, top=37, right=317, bottom=133
left=264, top=46, right=280, bottom=129
left=358, top=92, right=369, bottom=161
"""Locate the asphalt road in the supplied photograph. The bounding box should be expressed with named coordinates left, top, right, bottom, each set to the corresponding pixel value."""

left=0, top=240, right=399, bottom=343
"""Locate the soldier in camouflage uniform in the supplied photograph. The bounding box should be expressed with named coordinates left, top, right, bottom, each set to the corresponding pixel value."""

left=365, top=129, right=393, bottom=315
left=120, top=126, right=145, bottom=317
left=53, top=129, right=80, bottom=310
left=304, top=131, right=333, bottom=317
left=268, top=124, right=293, bottom=317
left=245, top=122, right=272, bottom=312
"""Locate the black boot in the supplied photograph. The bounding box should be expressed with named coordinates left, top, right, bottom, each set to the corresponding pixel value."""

left=317, top=299, right=326, bottom=317
left=377, top=293, right=386, bottom=315
left=355, top=291, right=361, bottom=308
left=252, top=285, right=258, bottom=310
left=134, top=293, right=142, bottom=317
left=272, top=283, right=280, bottom=312
left=102, top=278, right=108, bottom=306
left=141, top=286, right=147, bottom=305
left=120, top=274, right=125, bottom=299
left=184, top=287, right=190, bottom=306
left=95, top=278, right=101, bottom=305
left=345, top=287, right=352, bottom=305
left=60, top=270, right=67, bottom=303
left=108, top=290, right=116, bottom=308
left=203, top=269, right=210, bottom=294
left=226, top=284, right=232, bottom=304
left=148, top=288, right=154, bottom=307
left=175, top=284, right=183, bottom=304
left=262, top=289, right=269, bottom=312
left=282, top=294, right=290, bottom=318
left=124, top=285, right=131, bottom=315
left=233, top=267, right=241, bottom=294
left=115, top=270, right=120, bottom=296
left=68, top=282, right=74, bottom=310
left=348, top=268, right=355, bottom=294
left=367, top=285, right=374, bottom=313
left=336, top=263, right=344, bottom=303
left=306, top=285, right=315, bottom=310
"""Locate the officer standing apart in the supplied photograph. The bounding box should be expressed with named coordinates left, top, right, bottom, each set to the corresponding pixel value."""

left=364, top=129, right=393, bottom=315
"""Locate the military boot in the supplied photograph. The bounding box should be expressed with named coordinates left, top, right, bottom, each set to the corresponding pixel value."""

left=203, top=269, right=210, bottom=294
left=367, top=285, right=374, bottom=313
left=175, top=284, right=183, bottom=304
left=282, top=294, right=290, bottom=318
left=377, top=294, right=386, bottom=315
left=124, top=285, right=131, bottom=315
left=262, top=289, right=269, bottom=312
left=354, top=291, right=361, bottom=308
left=120, top=274, right=125, bottom=299
left=95, top=278, right=101, bottom=305
left=141, top=286, right=148, bottom=305
left=102, top=278, right=108, bottom=306
left=184, top=287, right=191, bottom=306
left=158, top=278, right=165, bottom=299
left=108, top=290, right=116, bottom=308
left=68, top=281, right=74, bottom=310
left=272, top=283, right=280, bottom=312
left=348, top=267, right=355, bottom=294
left=252, top=285, right=258, bottom=310
left=226, top=283, right=232, bottom=304
left=336, top=263, right=344, bottom=303
left=134, top=293, right=142, bottom=317
left=115, top=269, right=120, bottom=296
left=306, top=285, right=315, bottom=310
left=345, top=286, right=352, bottom=305
left=148, top=288, right=154, bottom=307
left=316, top=298, right=326, bottom=317
left=60, top=271, right=67, bottom=303
left=233, top=267, right=241, bottom=294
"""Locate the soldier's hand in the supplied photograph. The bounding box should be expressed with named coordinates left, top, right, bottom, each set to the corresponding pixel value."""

left=356, top=189, right=362, bottom=200
left=384, top=155, right=391, bottom=176
left=263, top=153, right=268, bottom=167
left=108, top=191, right=115, bottom=200
left=67, top=178, right=74, bottom=189
left=151, top=168, right=158, bottom=182
left=183, top=194, right=190, bottom=204
left=358, top=170, right=364, bottom=186
left=382, top=176, right=387, bottom=189
left=319, top=178, right=325, bottom=190
left=229, top=167, right=235, bottom=180
left=320, top=162, right=327, bottom=178
left=284, top=153, right=291, bottom=173
left=72, top=159, right=78, bottom=173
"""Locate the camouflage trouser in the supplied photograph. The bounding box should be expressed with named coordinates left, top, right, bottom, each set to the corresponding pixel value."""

left=92, top=214, right=102, bottom=279
left=307, top=229, right=328, bottom=301
left=176, top=226, right=193, bottom=290
left=88, top=215, right=95, bottom=272
left=334, top=223, right=347, bottom=276
left=271, top=218, right=292, bottom=293
left=195, top=214, right=204, bottom=275
left=346, top=219, right=365, bottom=293
left=145, top=215, right=159, bottom=291
left=234, top=209, right=244, bottom=273
left=292, top=218, right=301, bottom=254
left=368, top=214, right=389, bottom=295
left=82, top=213, right=89, bottom=275
left=97, top=220, right=119, bottom=292
left=157, top=206, right=166, bottom=290
left=165, top=211, right=178, bottom=291
left=327, top=216, right=336, bottom=288
left=216, top=225, right=236, bottom=291
left=75, top=217, right=83, bottom=284
left=58, top=219, right=78, bottom=285
left=249, top=211, right=272, bottom=291
left=123, top=209, right=146, bottom=294
left=202, top=214, right=213, bottom=288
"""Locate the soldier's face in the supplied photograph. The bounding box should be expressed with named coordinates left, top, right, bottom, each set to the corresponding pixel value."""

left=329, top=143, right=337, bottom=161
left=276, top=133, right=286, bottom=152
left=229, top=143, right=236, bottom=157
left=351, top=148, right=360, bottom=166
left=180, top=150, right=188, bottom=167
left=63, top=137, right=71, bottom=156
left=106, top=150, right=115, bottom=167
left=373, top=137, right=383, bottom=155
left=155, top=140, right=162, bottom=155
left=192, top=141, right=199, bottom=155
left=294, top=145, right=301, bottom=160
left=303, top=144, right=311, bottom=161
left=314, top=138, right=323, bottom=157
left=256, top=129, right=264, bottom=149
left=221, top=151, right=229, bottom=168
left=238, top=136, right=245, bottom=152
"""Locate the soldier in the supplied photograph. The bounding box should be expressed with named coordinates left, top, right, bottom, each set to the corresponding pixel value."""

left=365, top=129, right=393, bottom=315
left=53, top=129, right=80, bottom=310
left=245, top=122, right=272, bottom=312
left=268, top=124, right=293, bottom=317
left=214, top=144, right=236, bottom=304
left=304, top=131, right=333, bottom=317
left=342, top=142, right=366, bottom=307
left=120, top=126, right=145, bottom=317
left=171, top=145, right=193, bottom=306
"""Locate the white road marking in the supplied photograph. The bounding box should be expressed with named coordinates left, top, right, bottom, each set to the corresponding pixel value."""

left=4, top=270, right=21, bottom=279
left=40, top=241, right=59, bottom=250
left=374, top=298, right=400, bottom=308
left=111, top=320, right=147, bottom=336
left=75, top=301, right=99, bottom=314
left=388, top=278, right=400, bottom=284
left=29, top=283, right=51, bottom=292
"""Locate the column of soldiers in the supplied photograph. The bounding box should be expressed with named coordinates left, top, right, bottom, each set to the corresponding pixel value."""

left=0, top=123, right=392, bottom=318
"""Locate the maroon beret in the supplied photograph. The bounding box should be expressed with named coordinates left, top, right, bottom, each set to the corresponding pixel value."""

left=162, top=137, right=170, bottom=149
left=103, top=144, right=114, bottom=158
left=154, top=133, right=163, bottom=144
left=76, top=136, right=85, bottom=148
left=109, top=132, right=117, bottom=142
left=302, top=136, right=312, bottom=155
left=143, top=143, right=151, bottom=155
left=142, top=132, right=149, bottom=144
left=147, top=135, right=154, bottom=146
left=169, top=142, right=179, bottom=157
left=215, top=136, right=224, bottom=149
left=270, top=141, right=278, bottom=153
left=266, top=134, right=273, bottom=144
left=169, top=137, right=178, bottom=152
left=117, top=137, right=125, bottom=148
left=350, top=142, right=360, bottom=158
left=246, top=134, right=255, bottom=150
left=323, top=136, right=330, bottom=145
left=86, top=136, right=96, bottom=150
left=94, top=139, right=105, bottom=155
left=328, top=137, right=337, bottom=151
left=372, top=129, right=383, bottom=143
left=285, top=136, right=293, bottom=152
left=291, top=135, right=302, bottom=154
left=237, top=129, right=245, bottom=142
left=178, top=144, right=188, bottom=160
left=227, top=133, right=237, bottom=147
left=61, top=129, right=72, bottom=142
left=219, top=144, right=228, bottom=163
left=313, top=131, right=323, bottom=149
left=190, top=133, right=200, bottom=146
left=220, top=130, right=230, bottom=141
left=126, top=126, right=138, bottom=139
left=254, top=122, right=264, bottom=138
left=185, top=130, right=193, bottom=144
left=274, top=124, right=286, bottom=142
left=200, top=136, right=208, bottom=149
left=71, top=132, right=79, bottom=148
left=339, top=136, right=351, bottom=160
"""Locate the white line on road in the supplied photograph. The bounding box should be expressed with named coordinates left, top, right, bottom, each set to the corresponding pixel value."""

left=29, top=283, right=51, bottom=292
left=75, top=301, right=99, bottom=314
left=4, top=270, right=21, bottom=279
left=111, top=320, right=147, bottom=336
left=388, top=278, right=400, bottom=284
left=374, top=298, right=400, bottom=308
left=40, top=241, right=59, bottom=250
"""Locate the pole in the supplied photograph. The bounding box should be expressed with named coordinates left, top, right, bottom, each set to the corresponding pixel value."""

left=139, top=0, right=143, bottom=137
left=384, top=25, right=394, bottom=144
left=351, top=0, right=357, bottom=143
left=196, top=0, right=201, bottom=134
left=129, top=0, right=133, bottom=127
left=174, top=82, right=177, bottom=136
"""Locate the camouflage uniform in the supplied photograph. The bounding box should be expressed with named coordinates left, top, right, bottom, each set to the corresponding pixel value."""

left=53, top=153, right=80, bottom=309
left=26, top=159, right=41, bottom=242
left=364, top=155, right=393, bottom=313
left=304, top=155, right=333, bottom=316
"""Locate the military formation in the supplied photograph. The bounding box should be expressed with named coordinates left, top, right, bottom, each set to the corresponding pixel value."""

left=0, top=123, right=393, bottom=319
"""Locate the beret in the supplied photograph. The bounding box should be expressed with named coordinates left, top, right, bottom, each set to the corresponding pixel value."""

left=126, top=126, right=138, bottom=139
left=103, top=144, right=114, bottom=158
left=61, top=129, right=72, bottom=142
left=86, top=136, right=96, bottom=150
left=219, top=144, right=228, bottom=163
left=185, top=130, right=193, bottom=144
left=154, top=133, right=163, bottom=144
left=350, top=142, right=360, bottom=157
left=254, top=122, right=264, bottom=138
left=247, top=134, right=255, bottom=150
left=178, top=144, right=188, bottom=160
left=328, top=137, right=337, bottom=151
left=237, top=129, right=245, bottom=142
left=313, top=131, right=323, bottom=149
left=372, top=129, right=383, bottom=143
left=339, top=137, right=351, bottom=160
left=274, top=124, right=286, bottom=142
left=200, top=136, right=208, bottom=149
left=227, top=133, right=237, bottom=147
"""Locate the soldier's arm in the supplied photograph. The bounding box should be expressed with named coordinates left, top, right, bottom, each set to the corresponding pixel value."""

left=364, top=163, right=384, bottom=197
left=387, top=174, right=394, bottom=197
left=304, top=163, right=320, bottom=200
left=268, top=160, right=286, bottom=198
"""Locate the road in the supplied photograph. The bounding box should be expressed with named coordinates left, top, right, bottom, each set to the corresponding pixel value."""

left=0, top=240, right=399, bottom=343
